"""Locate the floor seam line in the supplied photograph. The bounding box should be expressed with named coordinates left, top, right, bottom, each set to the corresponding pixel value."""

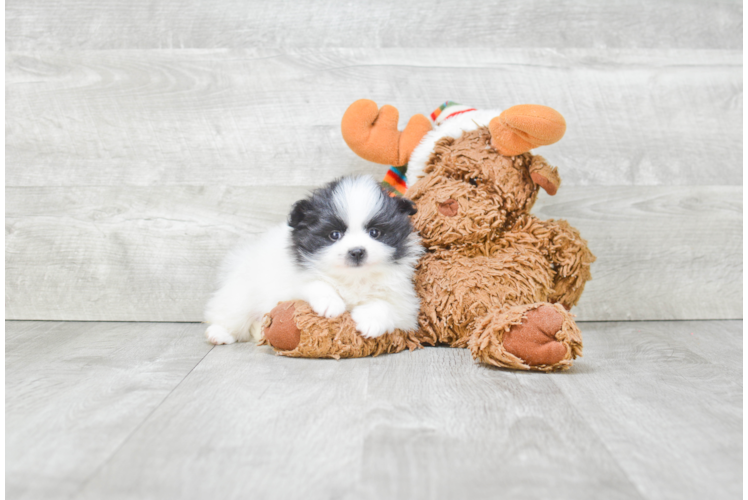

left=68, top=339, right=215, bottom=499
left=549, top=377, right=650, bottom=500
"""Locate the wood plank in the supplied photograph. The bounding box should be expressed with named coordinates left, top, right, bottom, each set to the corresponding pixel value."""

left=5, top=185, right=309, bottom=321
left=76, top=332, right=377, bottom=500
left=553, top=320, right=742, bottom=500
left=666, top=320, right=743, bottom=369
left=5, top=321, right=213, bottom=500
left=6, top=320, right=741, bottom=499
left=352, top=348, right=643, bottom=500
left=59, top=320, right=741, bottom=500
left=74, top=337, right=643, bottom=500
left=743, top=336, right=748, bottom=482
left=6, top=0, right=741, bottom=51
left=6, top=49, right=742, bottom=187
left=6, top=185, right=741, bottom=322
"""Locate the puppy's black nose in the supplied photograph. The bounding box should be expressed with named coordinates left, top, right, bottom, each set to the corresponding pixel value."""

left=347, top=247, right=367, bottom=265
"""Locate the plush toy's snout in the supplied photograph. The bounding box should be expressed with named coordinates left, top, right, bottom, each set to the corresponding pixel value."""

left=438, top=199, right=459, bottom=217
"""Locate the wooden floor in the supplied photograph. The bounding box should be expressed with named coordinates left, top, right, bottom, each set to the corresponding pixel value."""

left=6, top=320, right=742, bottom=500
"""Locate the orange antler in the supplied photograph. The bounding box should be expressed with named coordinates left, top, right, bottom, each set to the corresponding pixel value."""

left=341, top=99, right=432, bottom=166
left=489, top=105, right=566, bottom=156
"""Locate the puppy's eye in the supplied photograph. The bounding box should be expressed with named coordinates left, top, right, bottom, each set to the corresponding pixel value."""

left=368, top=228, right=381, bottom=239
left=329, top=231, right=342, bottom=241
left=469, top=177, right=479, bottom=187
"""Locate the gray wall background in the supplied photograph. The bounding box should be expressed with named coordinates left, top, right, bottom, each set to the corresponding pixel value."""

left=6, top=0, right=742, bottom=322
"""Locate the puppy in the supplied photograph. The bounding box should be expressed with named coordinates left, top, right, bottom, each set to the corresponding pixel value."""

left=204, top=175, right=423, bottom=345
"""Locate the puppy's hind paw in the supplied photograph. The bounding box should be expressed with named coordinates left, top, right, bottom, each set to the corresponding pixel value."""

left=205, top=324, right=237, bottom=345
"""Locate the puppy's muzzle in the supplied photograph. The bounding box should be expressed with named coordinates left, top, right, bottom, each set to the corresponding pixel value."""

left=346, top=247, right=367, bottom=266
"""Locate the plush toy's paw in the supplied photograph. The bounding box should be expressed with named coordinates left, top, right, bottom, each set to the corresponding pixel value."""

left=205, top=324, right=236, bottom=345
left=351, top=303, right=396, bottom=338
left=469, top=303, right=582, bottom=372
left=503, top=306, right=567, bottom=366
left=263, top=302, right=301, bottom=351
left=309, top=291, right=347, bottom=318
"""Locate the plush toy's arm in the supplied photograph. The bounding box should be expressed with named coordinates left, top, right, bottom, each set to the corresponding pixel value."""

left=509, top=215, right=595, bottom=309
left=261, top=301, right=422, bottom=358
left=541, top=219, right=596, bottom=309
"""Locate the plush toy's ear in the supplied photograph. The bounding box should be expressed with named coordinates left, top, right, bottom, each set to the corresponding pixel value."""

left=341, top=99, right=432, bottom=166
left=288, top=200, right=313, bottom=228
left=489, top=105, right=566, bottom=156
left=528, top=155, right=561, bottom=196
left=396, top=197, right=418, bottom=216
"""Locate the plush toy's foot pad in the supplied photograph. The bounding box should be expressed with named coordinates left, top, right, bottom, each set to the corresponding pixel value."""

left=468, top=303, right=583, bottom=372
left=503, top=306, right=567, bottom=366
left=263, top=302, right=301, bottom=351
left=260, top=300, right=422, bottom=359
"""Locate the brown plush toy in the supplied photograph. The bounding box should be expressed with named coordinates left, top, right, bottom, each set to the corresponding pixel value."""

left=261, top=100, right=595, bottom=371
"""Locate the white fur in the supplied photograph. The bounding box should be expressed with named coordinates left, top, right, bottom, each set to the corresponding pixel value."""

left=407, top=109, right=503, bottom=183
left=204, top=177, right=423, bottom=345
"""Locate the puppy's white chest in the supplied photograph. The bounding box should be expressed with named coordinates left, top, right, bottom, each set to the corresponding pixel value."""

left=333, top=274, right=392, bottom=308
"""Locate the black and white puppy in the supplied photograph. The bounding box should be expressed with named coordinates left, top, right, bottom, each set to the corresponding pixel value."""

left=204, top=175, right=423, bottom=345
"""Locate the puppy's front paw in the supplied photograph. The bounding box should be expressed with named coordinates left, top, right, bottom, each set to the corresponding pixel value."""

left=309, top=292, right=347, bottom=318
left=205, top=324, right=236, bottom=345
left=351, top=304, right=396, bottom=338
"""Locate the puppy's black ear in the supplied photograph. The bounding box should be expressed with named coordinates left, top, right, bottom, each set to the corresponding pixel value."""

left=288, top=200, right=312, bottom=228
left=396, top=197, right=417, bottom=216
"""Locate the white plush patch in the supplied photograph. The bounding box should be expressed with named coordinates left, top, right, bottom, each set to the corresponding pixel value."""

left=406, top=109, right=503, bottom=185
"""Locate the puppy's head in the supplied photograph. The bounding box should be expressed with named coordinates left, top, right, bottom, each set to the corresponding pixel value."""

left=288, top=176, right=418, bottom=272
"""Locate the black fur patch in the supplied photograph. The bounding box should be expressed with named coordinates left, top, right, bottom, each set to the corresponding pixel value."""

left=366, top=192, right=417, bottom=261
left=289, top=179, right=347, bottom=266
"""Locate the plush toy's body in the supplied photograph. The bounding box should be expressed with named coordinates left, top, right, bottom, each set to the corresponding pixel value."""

left=262, top=100, right=595, bottom=371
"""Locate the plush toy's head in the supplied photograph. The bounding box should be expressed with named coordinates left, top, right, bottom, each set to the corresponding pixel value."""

left=406, top=127, right=561, bottom=248
left=340, top=100, right=566, bottom=248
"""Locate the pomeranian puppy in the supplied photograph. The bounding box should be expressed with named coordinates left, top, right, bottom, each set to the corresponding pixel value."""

left=204, top=175, right=423, bottom=345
